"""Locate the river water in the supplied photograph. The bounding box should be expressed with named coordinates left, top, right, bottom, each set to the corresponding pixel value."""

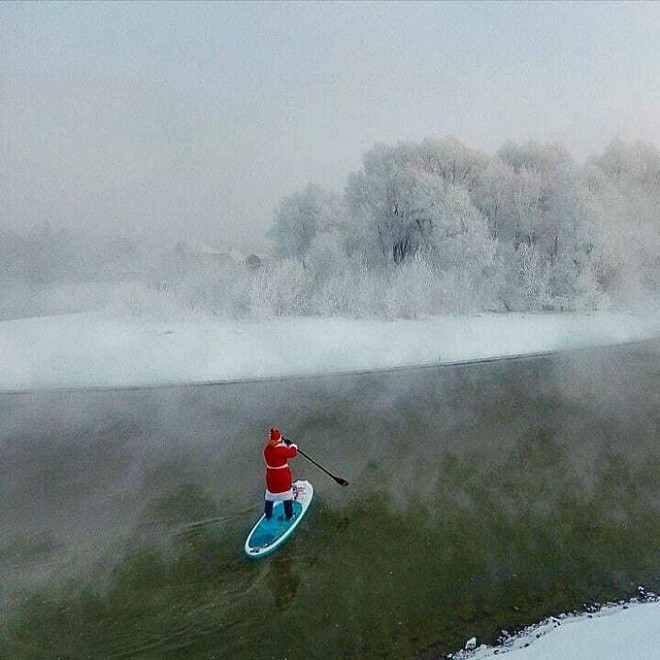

left=1, top=341, right=659, bottom=658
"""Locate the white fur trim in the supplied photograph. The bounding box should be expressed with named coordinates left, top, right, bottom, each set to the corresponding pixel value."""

left=265, top=488, right=293, bottom=502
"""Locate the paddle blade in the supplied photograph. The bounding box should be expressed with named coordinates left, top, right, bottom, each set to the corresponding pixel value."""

left=334, top=477, right=349, bottom=487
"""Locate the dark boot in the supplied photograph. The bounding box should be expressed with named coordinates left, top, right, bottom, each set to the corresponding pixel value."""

left=283, top=499, right=294, bottom=520
left=264, top=500, right=274, bottom=520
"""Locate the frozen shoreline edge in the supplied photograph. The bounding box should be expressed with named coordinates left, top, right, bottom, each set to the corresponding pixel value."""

left=1, top=336, right=658, bottom=396
left=2, top=310, right=660, bottom=393
left=450, top=591, right=660, bottom=659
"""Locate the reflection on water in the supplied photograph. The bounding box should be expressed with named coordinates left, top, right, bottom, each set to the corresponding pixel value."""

left=1, top=341, right=659, bottom=657
left=266, top=553, right=300, bottom=610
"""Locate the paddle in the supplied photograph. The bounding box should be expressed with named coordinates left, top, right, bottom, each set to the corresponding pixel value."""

left=284, top=438, right=349, bottom=487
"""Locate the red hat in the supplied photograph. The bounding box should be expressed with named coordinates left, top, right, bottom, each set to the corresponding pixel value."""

left=269, top=428, right=282, bottom=442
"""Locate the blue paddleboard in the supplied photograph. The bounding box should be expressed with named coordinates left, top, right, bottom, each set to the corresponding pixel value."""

left=244, top=480, right=313, bottom=559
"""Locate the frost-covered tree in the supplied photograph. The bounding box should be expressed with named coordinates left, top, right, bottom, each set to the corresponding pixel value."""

left=249, top=258, right=312, bottom=317
left=583, top=139, right=660, bottom=299
left=383, top=253, right=439, bottom=318
left=495, top=140, right=600, bottom=309
left=345, top=142, right=423, bottom=266
left=345, top=139, right=489, bottom=267
left=255, top=135, right=657, bottom=320
left=472, top=157, right=517, bottom=242
left=267, top=184, right=346, bottom=263
left=427, top=186, right=501, bottom=311
left=498, top=140, right=574, bottom=250
left=342, top=141, right=502, bottom=312
left=412, top=137, right=488, bottom=191
left=512, top=166, right=543, bottom=249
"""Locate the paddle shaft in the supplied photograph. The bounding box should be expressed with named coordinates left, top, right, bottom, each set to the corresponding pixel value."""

left=284, top=439, right=349, bottom=487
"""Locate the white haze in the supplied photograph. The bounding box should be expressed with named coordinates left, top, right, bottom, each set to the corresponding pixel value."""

left=2, top=2, right=660, bottom=249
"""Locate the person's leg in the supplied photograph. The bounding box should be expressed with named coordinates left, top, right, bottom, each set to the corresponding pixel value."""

left=264, top=500, right=274, bottom=519
left=283, top=499, right=294, bottom=520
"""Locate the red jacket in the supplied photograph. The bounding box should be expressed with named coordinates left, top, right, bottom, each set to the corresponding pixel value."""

left=264, top=441, right=298, bottom=493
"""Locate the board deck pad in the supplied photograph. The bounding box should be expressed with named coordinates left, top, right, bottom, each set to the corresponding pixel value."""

left=244, top=480, right=313, bottom=559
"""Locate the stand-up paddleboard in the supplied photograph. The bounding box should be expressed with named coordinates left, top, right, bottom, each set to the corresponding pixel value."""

left=244, top=480, right=313, bottom=559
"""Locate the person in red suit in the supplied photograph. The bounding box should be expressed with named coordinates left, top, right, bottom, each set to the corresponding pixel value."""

left=264, top=427, right=298, bottom=520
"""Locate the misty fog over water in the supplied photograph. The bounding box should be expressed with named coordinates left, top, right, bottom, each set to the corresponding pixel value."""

left=1, top=340, right=659, bottom=657
left=3, top=3, right=660, bottom=657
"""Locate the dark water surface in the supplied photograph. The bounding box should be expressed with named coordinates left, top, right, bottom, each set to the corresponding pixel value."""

left=1, top=341, right=659, bottom=658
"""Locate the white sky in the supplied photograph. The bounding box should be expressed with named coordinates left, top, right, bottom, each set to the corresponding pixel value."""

left=2, top=1, right=660, bottom=250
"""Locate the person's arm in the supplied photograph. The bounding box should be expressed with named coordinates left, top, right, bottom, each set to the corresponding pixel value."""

left=282, top=438, right=298, bottom=457
left=273, top=442, right=297, bottom=460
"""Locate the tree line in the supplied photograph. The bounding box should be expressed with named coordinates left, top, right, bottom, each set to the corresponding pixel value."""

left=3, top=137, right=658, bottom=320
left=263, top=137, right=659, bottom=317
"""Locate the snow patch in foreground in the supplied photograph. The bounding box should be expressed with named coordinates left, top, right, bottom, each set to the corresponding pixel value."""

left=452, top=594, right=660, bottom=660
left=1, top=310, right=660, bottom=391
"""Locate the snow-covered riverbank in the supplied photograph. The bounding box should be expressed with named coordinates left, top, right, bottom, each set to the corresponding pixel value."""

left=455, top=596, right=660, bottom=660
left=2, top=309, right=660, bottom=391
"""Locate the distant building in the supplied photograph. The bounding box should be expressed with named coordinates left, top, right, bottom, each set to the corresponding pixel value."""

left=245, top=253, right=273, bottom=269
left=160, top=242, right=271, bottom=283
left=173, top=241, right=248, bottom=268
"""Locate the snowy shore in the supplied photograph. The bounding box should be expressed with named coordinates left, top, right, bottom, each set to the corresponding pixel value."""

left=454, top=597, right=660, bottom=660
left=1, top=309, right=660, bottom=392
